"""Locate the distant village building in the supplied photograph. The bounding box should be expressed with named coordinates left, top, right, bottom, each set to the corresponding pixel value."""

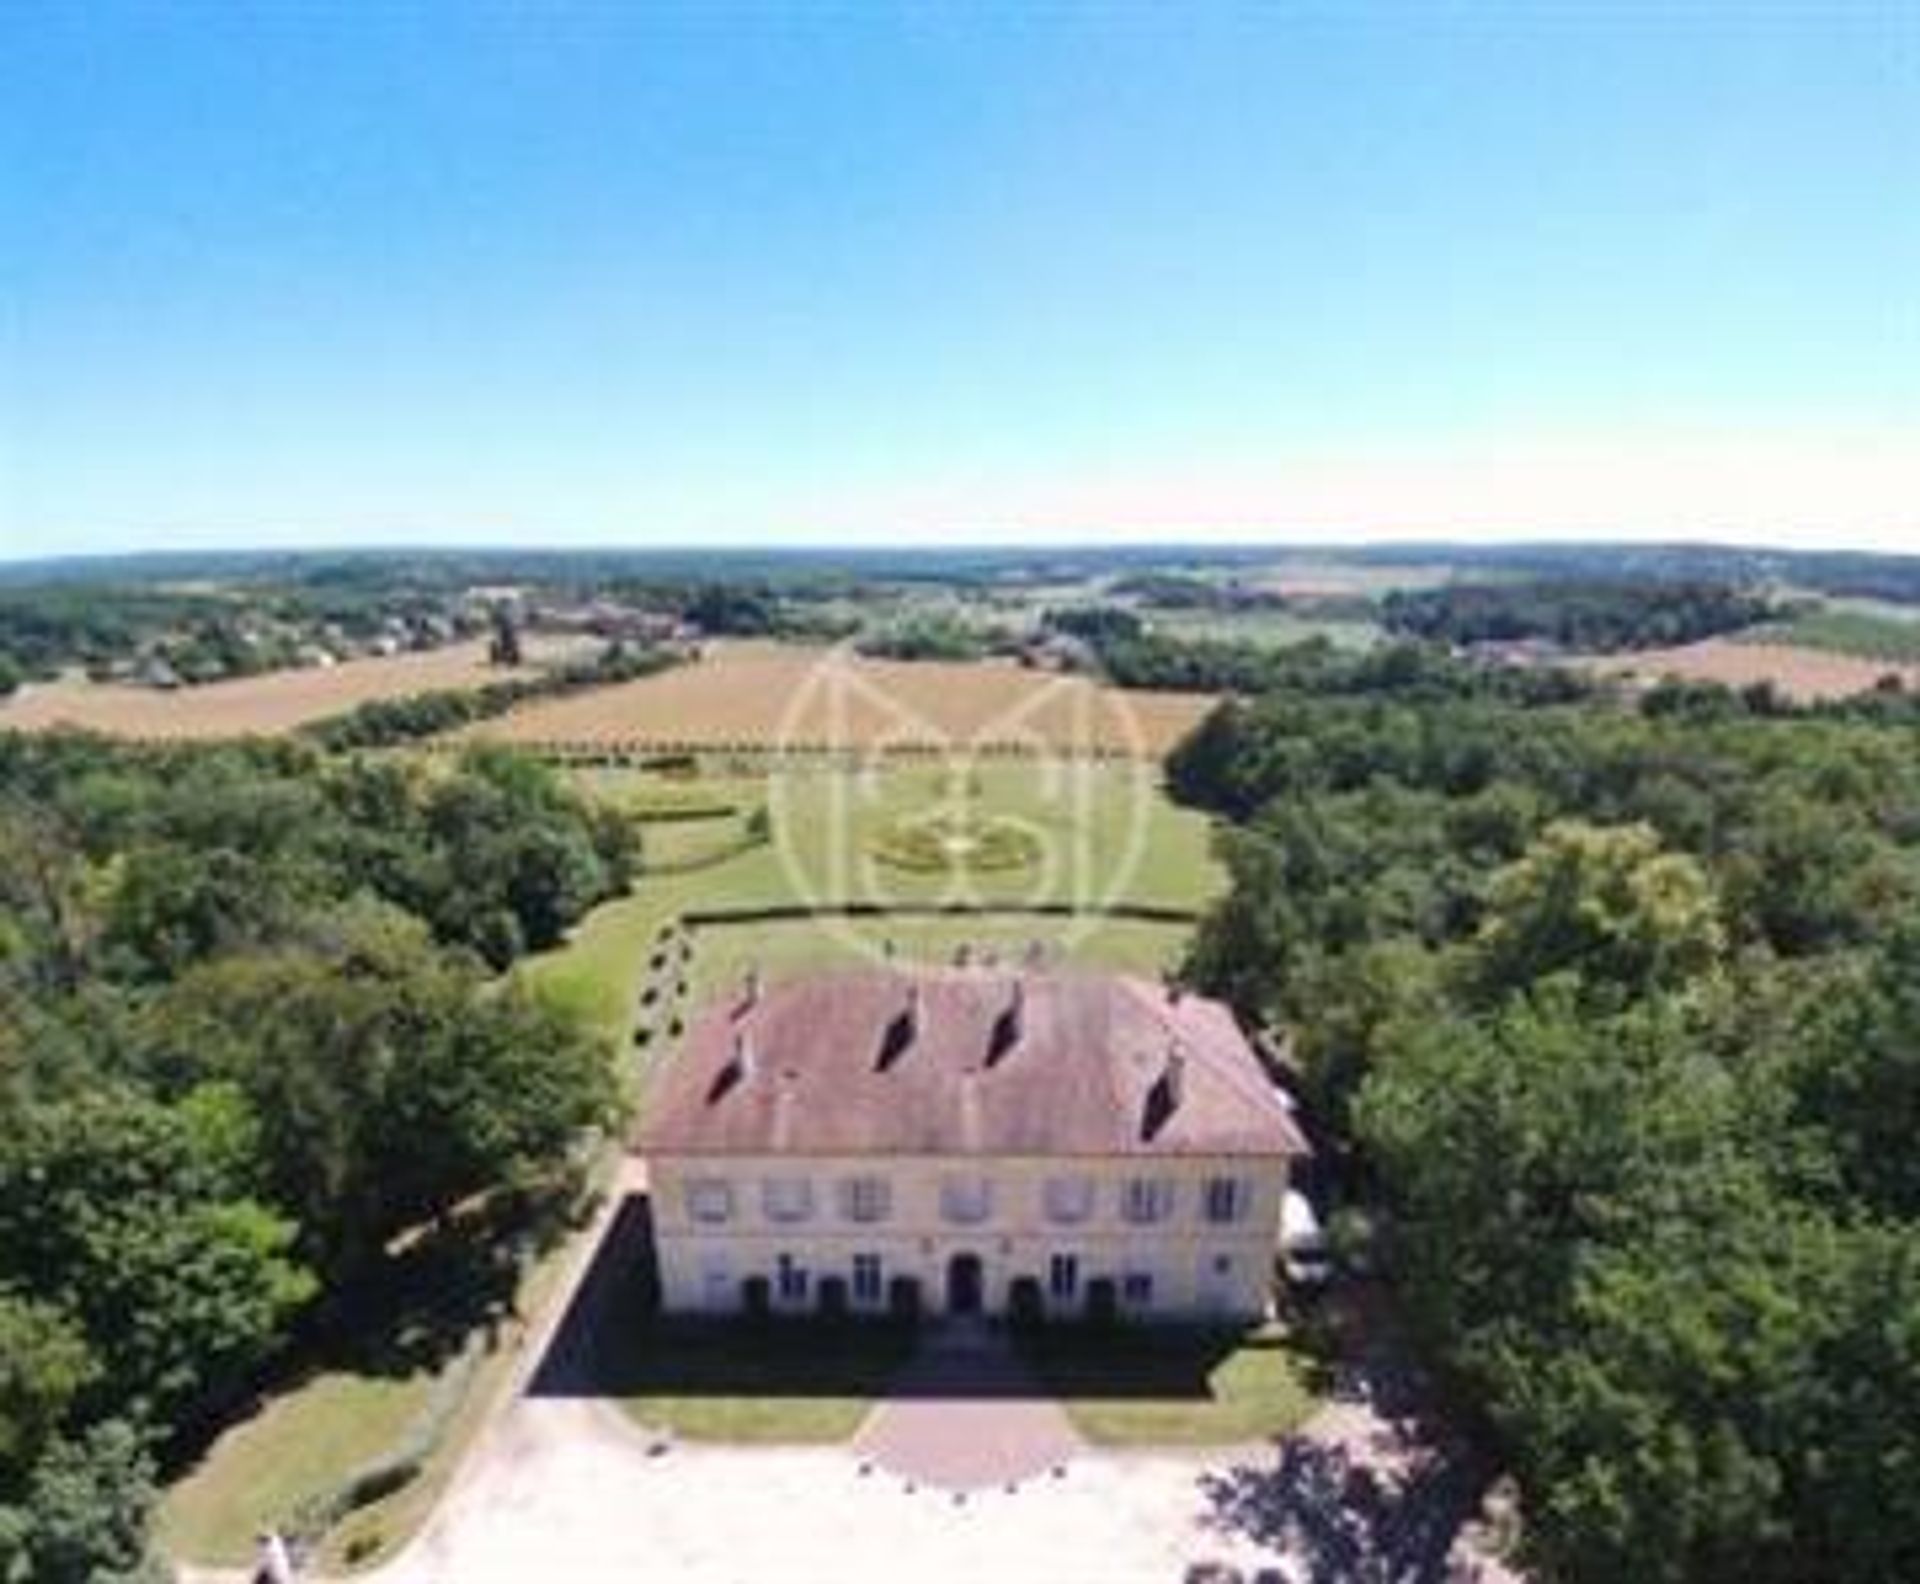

left=640, top=968, right=1308, bottom=1323
left=135, top=655, right=182, bottom=690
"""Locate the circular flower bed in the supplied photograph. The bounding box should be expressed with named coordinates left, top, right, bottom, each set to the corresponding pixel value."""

left=868, top=809, right=1042, bottom=874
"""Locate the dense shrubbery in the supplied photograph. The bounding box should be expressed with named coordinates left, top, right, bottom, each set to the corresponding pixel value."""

left=0, top=735, right=624, bottom=1575
left=1171, top=647, right=1920, bottom=1582
left=1381, top=578, right=1772, bottom=652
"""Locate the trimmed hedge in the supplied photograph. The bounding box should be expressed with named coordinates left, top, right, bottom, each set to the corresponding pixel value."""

left=681, top=900, right=1200, bottom=927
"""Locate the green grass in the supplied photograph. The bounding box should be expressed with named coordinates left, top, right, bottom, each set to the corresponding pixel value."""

left=1019, top=1323, right=1322, bottom=1446
left=161, top=1174, right=606, bottom=1573
left=159, top=1372, right=430, bottom=1568
left=608, top=1320, right=917, bottom=1443
left=687, top=914, right=1194, bottom=1005
left=523, top=759, right=1222, bottom=1049
left=1738, top=608, right=1920, bottom=664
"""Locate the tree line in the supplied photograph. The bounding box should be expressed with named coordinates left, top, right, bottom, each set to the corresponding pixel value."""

left=1168, top=648, right=1920, bottom=1581
left=1380, top=578, right=1773, bottom=652
left=0, top=734, right=628, bottom=1579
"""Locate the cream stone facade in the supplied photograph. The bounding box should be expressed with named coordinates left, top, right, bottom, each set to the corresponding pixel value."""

left=648, top=1150, right=1290, bottom=1321
left=639, top=968, right=1309, bottom=1325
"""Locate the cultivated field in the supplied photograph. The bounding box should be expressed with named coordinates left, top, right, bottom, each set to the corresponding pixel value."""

left=1589, top=637, right=1919, bottom=701
left=0, top=638, right=581, bottom=740
left=460, top=641, right=1213, bottom=758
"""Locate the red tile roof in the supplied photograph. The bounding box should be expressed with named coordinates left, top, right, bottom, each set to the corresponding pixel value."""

left=640, top=969, right=1307, bottom=1159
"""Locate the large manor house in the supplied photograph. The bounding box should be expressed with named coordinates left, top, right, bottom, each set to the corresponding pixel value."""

left=640, top=965, right=1308, bottom=1323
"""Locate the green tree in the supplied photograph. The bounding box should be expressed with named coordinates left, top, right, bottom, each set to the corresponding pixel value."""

left=1472, top=820, right=1725, bottom=1003
left=0, top=1092, right=314, bottom=1427
left=146, top=903, right=618, bottom=1280
left=0, top=1296, right=96, bottom=1490
left=0, top=1419, right=167, bottom=1584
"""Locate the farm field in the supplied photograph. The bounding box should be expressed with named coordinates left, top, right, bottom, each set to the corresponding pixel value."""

left=460, top=641, right=1213, bottom=757
left=0, top=637, right=586, bottom=740
left=1587, top=637, right=1919, bottom=700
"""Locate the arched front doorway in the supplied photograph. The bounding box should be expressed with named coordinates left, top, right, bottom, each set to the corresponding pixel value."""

left=945, top=1252, right=983, bottom=1314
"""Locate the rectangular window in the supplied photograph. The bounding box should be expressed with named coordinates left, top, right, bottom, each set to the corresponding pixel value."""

left=775, top=1253, right=808, bottom=1302
left=1043, top=1176, right=1094, bottom=1224
left=1048, top=1253, right=1079, bottom=1301
left=840, top=1176, right=892, bottom=1224
left=941, top=1176, right=992, bottom=1225
left=1122, top=1271, right=1155, bottom=1306
left=684, top=1178, right=734, bottom=1225
left=1203, top=1177, right=1247, bottom=1225
left=762, top=1176, right=815, bottom=1224
left=852, top=1253, right=883, bottom=1304
left=1121, top=1177, right=1174, bottom=1225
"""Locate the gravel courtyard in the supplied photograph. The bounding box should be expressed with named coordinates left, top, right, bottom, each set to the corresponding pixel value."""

left=374, top=1396, right=1278, bottom=1584
left=355, top=1381, right=1517, bottom=1584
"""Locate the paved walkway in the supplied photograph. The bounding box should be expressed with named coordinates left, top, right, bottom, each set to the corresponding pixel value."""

left=851, top=1319, right=1084, bottom=1491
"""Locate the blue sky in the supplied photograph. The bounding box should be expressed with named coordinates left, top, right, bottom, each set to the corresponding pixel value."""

left=2, top=1, right=1916, bottom=558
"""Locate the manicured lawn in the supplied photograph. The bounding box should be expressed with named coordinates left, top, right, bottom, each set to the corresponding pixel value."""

left=521, top=758, right=1224, bottom=1052
left=765, top=759, right=1221, bottom=913
left=606, top=1319, right=917, bottom=1444
left=686, top=914, right=1195, bottom=1005
left=1020, top=1323, right=1322, bottom=1446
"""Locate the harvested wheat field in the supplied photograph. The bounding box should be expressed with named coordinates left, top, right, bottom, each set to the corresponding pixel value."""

left=461, top=641, right=1214, bottom=757
left=1589, top=638, right=1919, bottom=702
left=0, top=640, right=561, bottom=741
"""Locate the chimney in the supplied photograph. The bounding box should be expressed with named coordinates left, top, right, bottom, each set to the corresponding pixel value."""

left=737, top=961, right=762, bottom=1016
left=732, top=1029, right=756, bottom=1082
left=904, top=980, right=922, bottom=1038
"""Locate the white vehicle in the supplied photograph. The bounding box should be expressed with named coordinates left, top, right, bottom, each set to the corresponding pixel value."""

left=1280, top=1188, right=1333, bottom=1288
